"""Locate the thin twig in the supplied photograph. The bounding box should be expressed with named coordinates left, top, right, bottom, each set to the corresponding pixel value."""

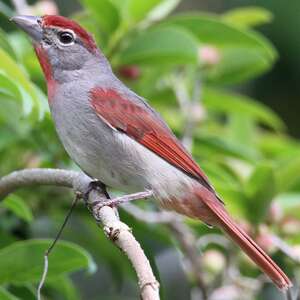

left=37, top=255, right=48, bottom=300
left=182, top=77, right=202, bottom=151
left=37, top=192, right=80, bottom=300
left=170, top=72, right=204, bottom=152
left=171, top=74, right=190, bottom=115
left=172, top=71, right=207, bottom=298
left=0, top=168, right=160, bottom=300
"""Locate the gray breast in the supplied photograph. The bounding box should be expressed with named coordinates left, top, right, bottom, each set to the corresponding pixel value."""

left=49, top=82, right=151, bottom=192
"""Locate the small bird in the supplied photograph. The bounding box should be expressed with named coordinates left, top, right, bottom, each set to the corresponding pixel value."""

left=12, top=15, right=292, bottom=290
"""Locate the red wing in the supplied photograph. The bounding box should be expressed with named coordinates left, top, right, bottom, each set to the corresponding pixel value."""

left=90, top=88, right=213, bottom=191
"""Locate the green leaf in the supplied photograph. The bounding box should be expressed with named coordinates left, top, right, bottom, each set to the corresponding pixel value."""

left=275, top=193, right=300, bottom=218
left=163, top=13, right=277, bottom=83
left=203, top=87, right=285, bottom=130
left=0, top=2, right=14, bottom=18
left=258, top=133, right=300, bottom=159
left=128, top=0, right=162, bottom=22
left=47, top=276, right=80, bottom=300
left=1, top=195, right=33, bottom=223
left=146, top=0, right=181, bottom=23
left=109, top=0, right=129, bottom=17
left=0, top=29, right=17, bottom=60
left=276, top=156, right=300, bottom=192
left=111, top=0, right=180, bottom=26
left=228, top=114, right=255, bottom=146
left=0, top=239, right=96, bottom=284
left=244, top=163, right=276, bottom=224
left=164, top=13, right=276, bottom=57
left=223, top=6, right=273, bottom=28
left=7, top=285, right=35, bottom=300
left=206, top=47, right=272, bottom=84
left=0, top=72, right=39, bottom=119
left=200, top=160, right=241, bottom=187
left=118, top=26, right=199, bottom=65
left=0, top=229, right=17, bottom=249
left=0, top=287, right=19, bottom=300
left=195, top=133, right=260, bottom=161
left=0, top=73, right=45, bottom=125
left=0, top=72, right=22, bottom=101
left=80, top=0, right=120, bottom=34
left=214, top=183, right=247, bottom=218
left=0, top=48, right=41, bottom=118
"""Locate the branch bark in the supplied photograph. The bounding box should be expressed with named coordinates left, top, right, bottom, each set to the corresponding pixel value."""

left=0, top=168, right=160, bottom=300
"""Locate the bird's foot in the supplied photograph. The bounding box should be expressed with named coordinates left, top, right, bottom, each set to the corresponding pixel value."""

left=83, top=180, right=110, bottom=204
left=92, top=190, right=153, bottom=210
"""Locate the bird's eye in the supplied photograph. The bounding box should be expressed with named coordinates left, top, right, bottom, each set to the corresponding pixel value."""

left=58, top=31, right=74, bottom=45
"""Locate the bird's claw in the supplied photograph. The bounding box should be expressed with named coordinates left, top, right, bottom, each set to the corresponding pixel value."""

left=83, top=180, right=109, bottom=204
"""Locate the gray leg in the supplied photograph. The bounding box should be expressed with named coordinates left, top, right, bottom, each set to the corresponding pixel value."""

left=99, top=190, right=154, bottom=207
left=83, top=180, right=110, bottom=202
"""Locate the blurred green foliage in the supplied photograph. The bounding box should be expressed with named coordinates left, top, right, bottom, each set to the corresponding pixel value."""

left=0, top=1, right=299, bottom=299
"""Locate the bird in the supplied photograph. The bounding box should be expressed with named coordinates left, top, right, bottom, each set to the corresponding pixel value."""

left=11, top=15, right=292, bottom=290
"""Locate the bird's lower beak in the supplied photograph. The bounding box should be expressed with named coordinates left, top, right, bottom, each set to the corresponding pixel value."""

left=11, top=15, right=43, bottom=43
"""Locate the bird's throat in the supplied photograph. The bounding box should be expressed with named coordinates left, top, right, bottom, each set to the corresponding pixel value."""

left=34, top=45, right=56, bottom=101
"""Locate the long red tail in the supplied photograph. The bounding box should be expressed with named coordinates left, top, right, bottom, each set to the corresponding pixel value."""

left=195, top=187, right=292, bottom=290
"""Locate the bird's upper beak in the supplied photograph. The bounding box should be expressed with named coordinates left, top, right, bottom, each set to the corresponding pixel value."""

left=11, top=15, right=43, bottom=43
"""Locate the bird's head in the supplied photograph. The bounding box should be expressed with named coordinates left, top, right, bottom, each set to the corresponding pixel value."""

left=11, top=15, right=105, bottom=84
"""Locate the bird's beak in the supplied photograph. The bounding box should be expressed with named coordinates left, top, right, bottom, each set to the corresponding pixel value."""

left=11, top=15, right=43, bottom=43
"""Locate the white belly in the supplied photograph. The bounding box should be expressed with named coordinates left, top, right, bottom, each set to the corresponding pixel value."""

left=60, top=118, right=194, bottom=198
left=50, top=89, right=196, bottom=207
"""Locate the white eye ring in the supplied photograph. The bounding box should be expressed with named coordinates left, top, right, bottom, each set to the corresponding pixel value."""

left=58, top=30, right=75, bottom=46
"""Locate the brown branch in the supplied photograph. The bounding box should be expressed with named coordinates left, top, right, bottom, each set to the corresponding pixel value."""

left=0, top=168, right=160, bottom=300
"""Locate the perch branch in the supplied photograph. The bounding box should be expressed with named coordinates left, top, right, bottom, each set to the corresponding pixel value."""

left=0, top=168, right=160, bottom=300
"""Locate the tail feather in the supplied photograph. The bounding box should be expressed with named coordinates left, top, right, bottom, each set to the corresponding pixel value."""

left=195, top=188, right=292, bottom=290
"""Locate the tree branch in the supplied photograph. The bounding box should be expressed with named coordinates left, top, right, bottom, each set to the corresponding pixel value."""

left=0, top=168, right=160, bottom=300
